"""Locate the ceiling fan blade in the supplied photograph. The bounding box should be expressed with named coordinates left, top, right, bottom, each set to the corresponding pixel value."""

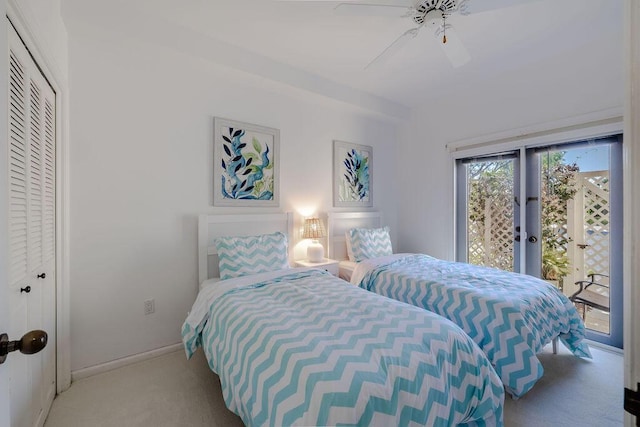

left=365, top=27, right=419, bottom=70
left=435, top=25, right=470, bottom=68
left=462, top=0, right=540, bottom=15
left=334, top=3, right=409, bottom=17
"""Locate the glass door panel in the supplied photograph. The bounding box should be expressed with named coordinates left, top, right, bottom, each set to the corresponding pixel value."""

left=531, top=139, right=622, bottom=346
left=456, top=154, right=519, bottom=272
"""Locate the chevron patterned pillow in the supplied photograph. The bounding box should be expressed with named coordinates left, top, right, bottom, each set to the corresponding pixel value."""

left=215, top=232, right=290, bottom=280
left=348, top=226, right=393, bottom=262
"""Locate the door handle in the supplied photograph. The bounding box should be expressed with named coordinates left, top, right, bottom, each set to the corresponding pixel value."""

left=528, top=235, right=538, bottom=243
left=20, top=285, right=31, bottom=293
left=37, top=273, right=46, bottom=279
left=0, top=330, right=48, bottom=365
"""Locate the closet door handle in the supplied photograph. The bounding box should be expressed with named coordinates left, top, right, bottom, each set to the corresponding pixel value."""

left=21, top=286, right=31, bottom=293
left=37, top=273, right=46, bottom=279
left=0, top=330, right=48, bottom=364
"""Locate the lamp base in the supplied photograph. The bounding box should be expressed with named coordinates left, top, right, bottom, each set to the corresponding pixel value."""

left=307, top=240, right=325, bottom=263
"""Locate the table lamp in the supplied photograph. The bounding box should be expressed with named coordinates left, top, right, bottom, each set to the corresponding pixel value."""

left=302, top=217, right=326, bottom=262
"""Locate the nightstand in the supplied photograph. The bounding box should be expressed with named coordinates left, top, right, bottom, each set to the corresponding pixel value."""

left=295, top=258, right=339, bottom=277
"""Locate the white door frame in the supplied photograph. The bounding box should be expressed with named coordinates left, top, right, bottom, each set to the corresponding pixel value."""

left=624, top=0, right=639, bottom=425
left=6, top=1, right=71, bottom=393
left=1, top=1, right=13, bottom=425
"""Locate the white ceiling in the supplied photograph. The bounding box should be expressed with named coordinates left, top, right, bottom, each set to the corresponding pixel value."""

left=62, top=0, right=623, bottom=116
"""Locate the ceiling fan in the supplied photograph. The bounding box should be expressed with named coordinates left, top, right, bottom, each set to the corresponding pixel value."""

left=338, top=0, right=472, bottom=69
left=282, top=0, right=537, bottom=69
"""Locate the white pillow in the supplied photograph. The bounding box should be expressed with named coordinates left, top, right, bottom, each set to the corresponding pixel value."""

left=348, top=226, right=393, bottom=262
left=345, top=231, right=355, bottom=261
left=215, top=232, right=290, bottom=280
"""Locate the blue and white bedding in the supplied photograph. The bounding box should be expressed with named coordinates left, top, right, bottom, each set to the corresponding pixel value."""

left=351, top=254, right=592, bottom=399
left=183, top=268, right=504, bottom=426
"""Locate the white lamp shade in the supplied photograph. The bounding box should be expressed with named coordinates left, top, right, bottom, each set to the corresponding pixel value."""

left=307, top=240, right=325, bottom=263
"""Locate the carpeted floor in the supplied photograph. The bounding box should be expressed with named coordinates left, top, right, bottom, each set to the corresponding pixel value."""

left=45, top=343, right=623, bottom=427
left=503, top=343, right=622, bottom=426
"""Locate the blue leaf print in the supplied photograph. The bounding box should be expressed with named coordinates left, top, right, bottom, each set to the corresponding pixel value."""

left=220, top=127, right=274, bottom=200
left=342, top=149, right=369, bottom=201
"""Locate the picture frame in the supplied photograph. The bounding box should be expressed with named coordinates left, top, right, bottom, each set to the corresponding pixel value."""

left=333, top=140, right=373, bottom=208
left=213, top=117, right=280, bottom=207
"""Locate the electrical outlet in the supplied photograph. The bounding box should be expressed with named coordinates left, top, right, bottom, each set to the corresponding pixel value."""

left=144, top=299, right=155, bottom=315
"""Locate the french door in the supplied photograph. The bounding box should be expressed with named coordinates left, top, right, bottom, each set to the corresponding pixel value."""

left=456, top=135, right=623, bottom=348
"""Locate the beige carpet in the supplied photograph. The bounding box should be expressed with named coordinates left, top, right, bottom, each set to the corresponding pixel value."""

left=503, top=343, right=623, bottom=426
left=45, top=343, right=623, bottom=427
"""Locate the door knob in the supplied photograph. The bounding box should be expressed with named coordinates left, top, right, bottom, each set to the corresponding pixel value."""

left=20, top=285, right=31, bottom=293
left=0, top=330, right=47, bottom=365
left=528, top=235, right=538, bottom=243
left=37, top=273, right=46, bottom=279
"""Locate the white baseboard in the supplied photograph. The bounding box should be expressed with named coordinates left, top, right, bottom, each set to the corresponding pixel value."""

left=71, top=343, right=183, bottom=382
left=585, top=339, right=624, bottom=355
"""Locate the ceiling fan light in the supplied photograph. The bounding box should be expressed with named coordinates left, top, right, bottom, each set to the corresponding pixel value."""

left=423, top=9, right=443, bottom=27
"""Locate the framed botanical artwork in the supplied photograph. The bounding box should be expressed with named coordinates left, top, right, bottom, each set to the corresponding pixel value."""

left=213, top=117, right=280, bottom=207
left=333, top=140, right=373, bottom=207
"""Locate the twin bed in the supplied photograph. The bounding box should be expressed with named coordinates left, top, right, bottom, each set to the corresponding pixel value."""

left=182, top=211, right=590, bottom=426
left=327, top=212, right=591, bottom=399
left=184, top=213, right=503, bottom=426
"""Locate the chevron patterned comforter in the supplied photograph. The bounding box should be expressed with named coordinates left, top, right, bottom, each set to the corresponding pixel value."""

left=183, top=268, right=504, bottom=426
left=351, top=254, right=592, bottom=398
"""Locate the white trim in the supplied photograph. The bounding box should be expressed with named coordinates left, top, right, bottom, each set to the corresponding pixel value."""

left=70, top=344, right=183, bottom=382
left=584, top=339, right=624, bottom=356
left=0, top=6, right=11, bottom=423
left=518, top=147, right=527, bottom=274
left=451, top=163, right=458, bottom=261
left=6, top=2, right=72, bottom=392
left=624, top=0, right=639, bottom=425
left=447, top=110, right=623, bottom=159
left=56, top=87, right=71, bottom=393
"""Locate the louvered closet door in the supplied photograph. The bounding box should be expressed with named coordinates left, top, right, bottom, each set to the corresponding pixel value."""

left=7, top=23, right=56, bottom=427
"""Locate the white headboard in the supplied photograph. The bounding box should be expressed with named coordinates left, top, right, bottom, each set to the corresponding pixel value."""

left=327, top=211, right=382, bottom=261
left=198, top=213, right=294, bottom=284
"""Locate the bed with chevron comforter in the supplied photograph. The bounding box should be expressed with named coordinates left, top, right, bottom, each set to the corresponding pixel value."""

left=350, top=254, right=592, bottom=399
left=183, top=268, right=504, bottom=426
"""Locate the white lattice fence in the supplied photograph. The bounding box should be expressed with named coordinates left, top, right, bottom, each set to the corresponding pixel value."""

left=566, top=171, right=610, bottom=297
left=488, top=200, right=514, bottom=271
left=468, top=195, right=514, bottom=272
left=582, top=173, right=610, bottom=277
left=466, top=160, right=514, bottom=271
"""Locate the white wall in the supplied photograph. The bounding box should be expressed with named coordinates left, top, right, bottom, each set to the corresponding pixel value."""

left=12, top=0, right=69, bottom=80
left=62, top=0, right=623, bottom=373
left=67, top=25, right=400, bottom=371
left=396, top=30, right=624, bottom=261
